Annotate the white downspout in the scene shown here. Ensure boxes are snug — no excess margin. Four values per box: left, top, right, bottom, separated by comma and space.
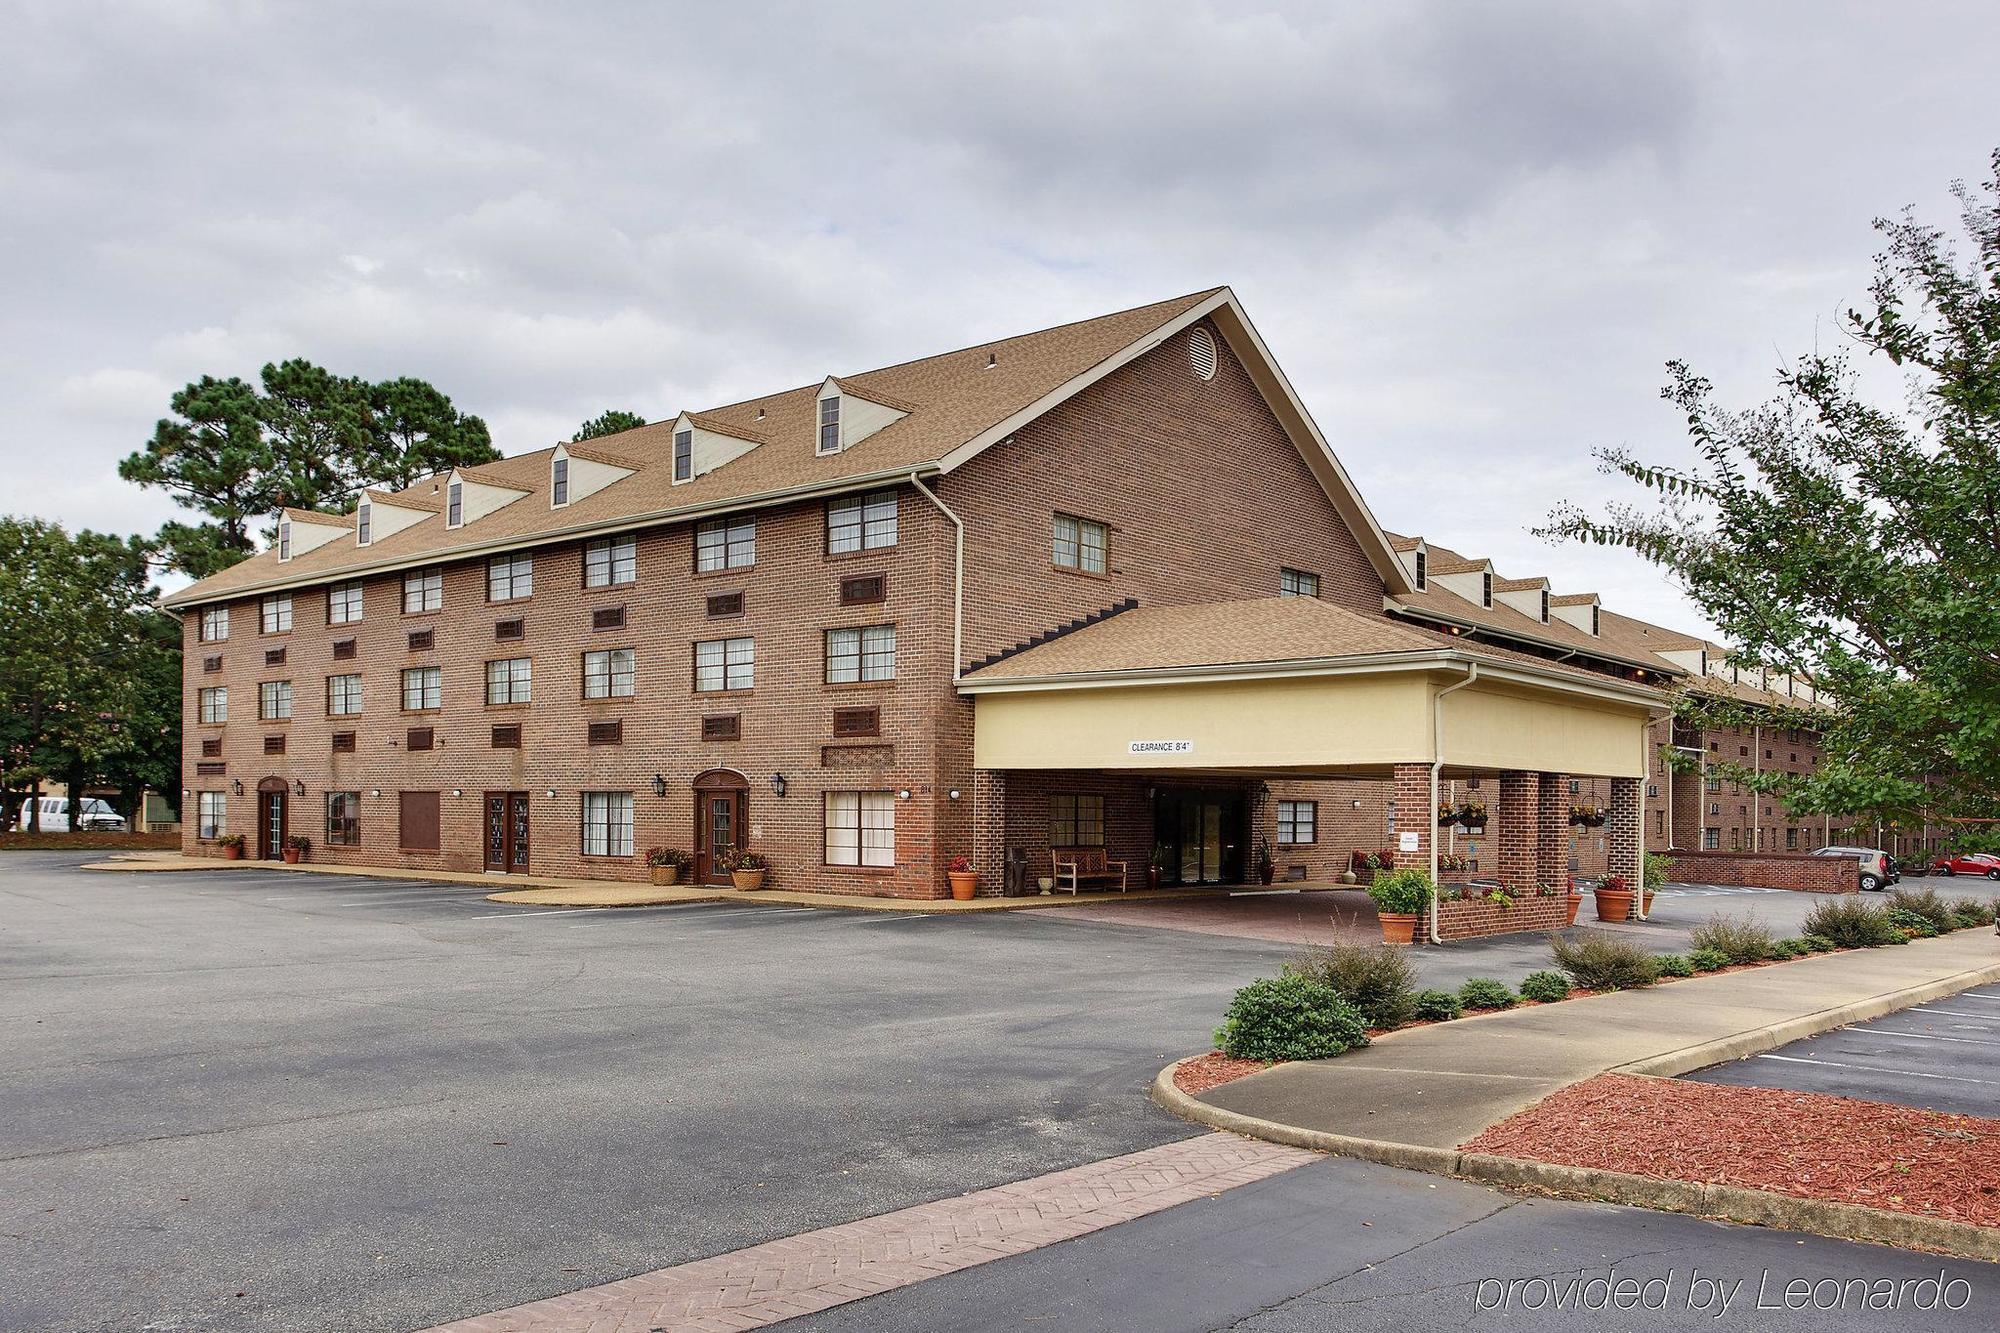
908, 473, 964, 681
1430, 662, 1479, 944
1638, 708, 1674, 921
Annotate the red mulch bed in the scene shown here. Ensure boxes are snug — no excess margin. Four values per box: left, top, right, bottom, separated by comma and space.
0, 831, 178, 851
1462, 1072, 2000, 1228
1174, 1052, 1271, 1095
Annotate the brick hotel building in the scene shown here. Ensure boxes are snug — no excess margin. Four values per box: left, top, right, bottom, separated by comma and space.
165, 288, 1872, 898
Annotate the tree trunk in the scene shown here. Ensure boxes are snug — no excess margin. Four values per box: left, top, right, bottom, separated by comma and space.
27, 778, 41, 833
65, 763, 87, 831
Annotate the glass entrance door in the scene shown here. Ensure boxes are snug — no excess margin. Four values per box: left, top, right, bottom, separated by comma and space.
259, 791, 286, 860
1153, 789, 1245, 885
485, 792, 530, 872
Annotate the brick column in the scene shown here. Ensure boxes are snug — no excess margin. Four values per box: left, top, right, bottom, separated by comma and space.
1391, 763, 1431, 870
971, 769, 1007, 894
1497, 771, 1537, 894
1537, 773, 1570, 889
1608, 776, 1642, 887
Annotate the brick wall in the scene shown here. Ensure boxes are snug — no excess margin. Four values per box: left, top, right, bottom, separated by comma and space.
1663, 850, 1859, 893
1436, 893, 1570, 941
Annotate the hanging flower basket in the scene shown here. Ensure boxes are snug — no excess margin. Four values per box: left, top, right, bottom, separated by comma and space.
1569, 804, 1608, 829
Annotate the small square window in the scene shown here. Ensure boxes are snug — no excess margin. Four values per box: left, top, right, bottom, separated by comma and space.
1052, 514, 1108, 573
403, 569, 443, 614
263, 734, 286, 755
487, 553, 533, 602
406, 726, 435, 752
587, 719, 624, 746
332, 638, 356, 660
327, 580, 363, 625
200, 737, 222, 757
260, 594, 292, 634
695, 518, 755, 572
694, 637, 754, 692
485, 657, 532, 705
827, 490, 897, 553
702, 714, 741, 741
832, 706, 879, 738
592, 605, 627, 631
706, 592, 744, 618
839, 574, 886, 605
407, 628, 434, 652
332, 731, 356, 753
202, 654, 223, 673
491, 724, 521, 749
825, 625, 895, 683
264, 647, 286, 667
584, 535, 636, 588
1279, 568, 1320, 599
494, 618, 524, 641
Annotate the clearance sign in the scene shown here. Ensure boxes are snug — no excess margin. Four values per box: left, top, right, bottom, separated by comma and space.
1127, 740, 1194, 755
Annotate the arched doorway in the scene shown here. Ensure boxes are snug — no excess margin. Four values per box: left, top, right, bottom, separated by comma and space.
693, 769, 749, 886
255, 776, 289, 861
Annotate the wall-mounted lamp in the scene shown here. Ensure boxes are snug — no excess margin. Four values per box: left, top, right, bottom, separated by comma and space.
293, 780, 305, 797
897, 788, 912, 800
651, 773, 667, 797
451, 788, 463, 798
947, 788, 961, 801
1352, 799, 1363, 810
545, 789, 556, 799
770, 773, 788, 798
231, 779, 244, 796
370, 789, 382, 798
181, 787, 191, 798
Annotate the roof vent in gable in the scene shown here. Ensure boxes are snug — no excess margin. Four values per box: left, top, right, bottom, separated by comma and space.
1189, 327, 1217, 381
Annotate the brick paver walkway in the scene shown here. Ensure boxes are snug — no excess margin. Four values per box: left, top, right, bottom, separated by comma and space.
424, 1132, 1316, 1332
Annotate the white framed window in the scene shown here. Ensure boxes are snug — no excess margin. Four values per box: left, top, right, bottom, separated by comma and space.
327, 580, 363, 624
485, 657, 532, 704
356, 499, 372, 545
199, 607, 229, 642
551, 456, 569, 506
403, 568, 442, 614
259, 679, 292, 720
326, 673, 362, 716
825, 790, 895, 867
1413, 550, 1427, 590
584, 534, 636, 588
1052, 513, 1108, 573
401, 666, 441, 711
260, 593, 293, 634
1279, 568, 1320, 599
277, 518, 292, 561
695, 518, 755, 572
1277, 800, 1317, 845
326, 791, 361, 846
673, 428, 692, 482
446, 479, 463, 527
694, 636, 754, 692
581, 791, 633, 857
582, 648, 635, 699
827, 490, 897, 553
197, 792, 227, 840
1048, 793, 1105, 846
1539, 589, 1550, 622
1481, 570, 1493, 608
817, 396, 841, 453
198, 686, 227, 724
487, 553, 533, 601
825, 625, 895, 683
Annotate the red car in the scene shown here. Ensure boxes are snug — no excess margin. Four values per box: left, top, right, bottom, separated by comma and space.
1931, 852, 2000, 880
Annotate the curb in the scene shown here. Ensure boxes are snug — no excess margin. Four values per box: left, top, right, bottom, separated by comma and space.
1152, 949, 2000, 1263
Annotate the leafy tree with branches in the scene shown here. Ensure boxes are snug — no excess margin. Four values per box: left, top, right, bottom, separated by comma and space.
572, 409, 647, 441
1543, 150, 2000, 841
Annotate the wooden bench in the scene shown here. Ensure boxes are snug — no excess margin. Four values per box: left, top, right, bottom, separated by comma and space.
1050, 846, 1129, 894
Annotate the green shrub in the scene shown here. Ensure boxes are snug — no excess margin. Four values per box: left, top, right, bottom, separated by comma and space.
1886, 906, 1938, 938
1457, 977, 1516, 1010
1518, 970, 1571, 1002
1288, 943, 1417, 1030
1412, 988, 1464, 1021
1642, 849, 1675, 891
1778, 936, 1816, 957
1655, 953, 1694, 977
1214, 975, 1370, 1062
1890, 887, 1956, 934
1367, 867, 1434, 916
1689, 947, 1731, 972
1802, 897, 1904, 948
1950, 897, 1997, 928
1768, 939, 1801, 960
1803, 934, 1839, 953
1550, 931, 1660, 991
1689, 913, 1775, 964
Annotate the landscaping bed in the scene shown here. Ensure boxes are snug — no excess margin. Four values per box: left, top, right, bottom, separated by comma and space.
1461, 1072, 2000, 1229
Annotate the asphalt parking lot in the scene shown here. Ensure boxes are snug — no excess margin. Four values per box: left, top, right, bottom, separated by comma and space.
1688, 981, 2000, 1118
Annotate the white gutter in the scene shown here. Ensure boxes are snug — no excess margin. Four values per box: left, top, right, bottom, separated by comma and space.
1429, 662, 1480, 945
1637, 707, 1675, 920
907, 472, 965, 681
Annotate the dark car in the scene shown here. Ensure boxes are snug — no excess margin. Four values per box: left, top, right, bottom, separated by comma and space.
1931, 852, 2000, 881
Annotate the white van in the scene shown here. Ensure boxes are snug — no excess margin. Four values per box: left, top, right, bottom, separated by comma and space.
11, 796, 127, 832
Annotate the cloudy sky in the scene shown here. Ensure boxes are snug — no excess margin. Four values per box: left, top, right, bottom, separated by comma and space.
4, 1, 1994, 631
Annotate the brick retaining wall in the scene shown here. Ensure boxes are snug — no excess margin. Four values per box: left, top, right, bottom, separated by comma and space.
1663, 850, 1858, 893
1434, 891, 1571, 940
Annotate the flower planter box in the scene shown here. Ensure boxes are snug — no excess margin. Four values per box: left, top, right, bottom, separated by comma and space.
1435, 892, 1572, 941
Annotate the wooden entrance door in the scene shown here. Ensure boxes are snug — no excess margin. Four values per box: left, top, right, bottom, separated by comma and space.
257, 787, 287, 860
484, 791, 530, 872
693, 771, 748, 885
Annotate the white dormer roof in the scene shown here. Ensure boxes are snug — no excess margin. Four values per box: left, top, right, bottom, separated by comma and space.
669, 412, 765, 486
550, 443, 635, 508
815, 377, 909, 456
444, 468, 529, 528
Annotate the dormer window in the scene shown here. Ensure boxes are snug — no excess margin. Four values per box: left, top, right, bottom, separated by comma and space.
1413, 550, 1426, 590
1699, 649, 1708, 675
1591, 604, 1600, 636
447, 480, 463, 527
818, 396, 841, 454
552, 456, 569, 507
1539, 589, 1549, 623
674, 429, 692, 482
277, 518, 292, 561
1481, 570, 1492, 608
357, 499, 372, 546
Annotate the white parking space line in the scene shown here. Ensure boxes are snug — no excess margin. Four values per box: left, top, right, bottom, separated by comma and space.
841, 913, 936, 924
1754, 1053, 1998, 1085
470, 907, 614, 921
1911, 1006, 2000, 1019
1845, 1030, 2000, 1049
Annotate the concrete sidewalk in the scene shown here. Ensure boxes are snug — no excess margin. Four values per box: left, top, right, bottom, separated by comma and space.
1197, 929, 2000, 1150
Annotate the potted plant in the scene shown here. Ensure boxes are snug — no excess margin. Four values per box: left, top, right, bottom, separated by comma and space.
646, 847, 691, 886
946, 854, 978, 900
1254, 838, 1274, 885
1367, 866, 1432, 945
1458, 801, 1488, 832
281, 834, 310, 865
1562, 876, 1584, 925
724, 849, 769, 891
218, 833, 246, 860
1570, 804, 1608, 829
1594, 873, 1635, 922
1437, 802, 1457, 827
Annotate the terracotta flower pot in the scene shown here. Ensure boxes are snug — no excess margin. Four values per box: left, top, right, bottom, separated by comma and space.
948, 871, 978, 900
731, 869, 767, 891
1565, 892, 1583, 926
282, 848, 300, 864
222, 844, 242, 860
1377, 911, 1418, 945
650, 865, 682, 886
1594, 888, 1634, 922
